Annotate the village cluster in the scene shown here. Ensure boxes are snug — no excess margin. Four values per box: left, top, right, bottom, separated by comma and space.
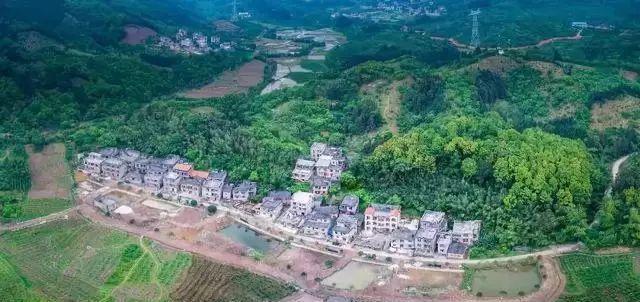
82, 143, 480, 259
331, 0, 447, 22
156, 28, 234, 55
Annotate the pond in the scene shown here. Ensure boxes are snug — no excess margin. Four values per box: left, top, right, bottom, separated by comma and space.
322, 261, 385, 290
218, 222, 275, 254
471, 264, 540, 297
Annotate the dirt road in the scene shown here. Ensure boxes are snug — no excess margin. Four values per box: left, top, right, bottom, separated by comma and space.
431, 30, 583, 51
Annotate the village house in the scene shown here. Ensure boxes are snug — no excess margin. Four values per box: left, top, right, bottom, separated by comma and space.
339, 195, 359, 215
162, 155, 183, 170
189, 169, 209, 180
436, 233, 452, 257
315, 155, 342, 181
311, 142, 327, 161
162, 172, 182, 197
301, 206, 338, 239
389, 227, 417, 255
290, 191, 318, 216
364, 204, 401, 233
119, 149, 142, 170
173, 163, 193, 177
123, 171, 143, 185
179, 178, 202, 200
292, 158, 315, 181
101, 158, 127, 180
452, 220, 481, 244
447, 242, 469, 259
202, 179, 224, 201
332, 214, 360, 244
134, 158, 151, 174
414, 211, 447, 256
143, 173, 163, 193
222, 184, 233, 200
99, 148, 120, 159
209, 170, 228, 182
310, 176, 331, 195
83, 152, 105, 176
258, 197, 284, 220
267, 191, 292, 205
232, 181, 257, 202
94, 196, 117, 214
146, 162, 167, 177
277, 208, 306, 229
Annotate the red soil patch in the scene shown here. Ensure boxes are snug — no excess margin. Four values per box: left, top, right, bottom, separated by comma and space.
122, 25, 157, 45
183, 60, 266, 99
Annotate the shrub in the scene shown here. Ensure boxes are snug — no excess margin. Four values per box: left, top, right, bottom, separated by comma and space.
190, 200, 198, 207
324, 260, 334, 268
207, 205, 217, 214
476, 292, 483, 297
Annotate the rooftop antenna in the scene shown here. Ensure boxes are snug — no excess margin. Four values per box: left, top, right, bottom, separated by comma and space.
470, 9, 481, 49
231, 0, 238, 21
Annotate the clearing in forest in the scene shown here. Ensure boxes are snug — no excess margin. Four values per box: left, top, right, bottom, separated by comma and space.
590, 95, 640, 131
26, 143, 73, 200
375, 79, 412, 134
182, 60, 266, 99
121, 24, 157, 45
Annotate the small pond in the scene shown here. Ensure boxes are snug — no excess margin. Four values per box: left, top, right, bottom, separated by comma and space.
471, 264, 540, 297
218, 222, 275, 254
322, 261, 384, 290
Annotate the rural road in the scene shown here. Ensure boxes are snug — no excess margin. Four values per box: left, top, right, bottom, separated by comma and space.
605, 153, 633, 196
431, 30, 582, 51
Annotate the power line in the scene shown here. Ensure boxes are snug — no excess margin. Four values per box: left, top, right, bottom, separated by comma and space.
470, 9, 481, 48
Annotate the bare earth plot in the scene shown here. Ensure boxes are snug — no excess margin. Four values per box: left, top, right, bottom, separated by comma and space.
26, 143, 73, 200
183, 60, 266, 99
121, 24, 157, 45
591, 95, 640, 131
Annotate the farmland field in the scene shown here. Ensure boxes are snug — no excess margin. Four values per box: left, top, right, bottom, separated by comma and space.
558, 253, 640, 302
170, 256, 296, 302
183, 60, 266, 99
0, 217, 295, 302
26, 143, 74, 200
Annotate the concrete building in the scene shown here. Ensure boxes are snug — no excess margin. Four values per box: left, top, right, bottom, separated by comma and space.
119, 149, 142, 170
389, 227, 416, 255
143, 173, 164, 193
94, 197, 117, 214
83, 152, 105, 175
339, 195, 359, 215
162, 172, 182, 197
447, 242, 468, 259
301, 206, 337, 239
99, 148, 120, 159
364, 204, 401, 233
202, 179, 224, 201
310, 176, 331, 195
123, 171, 143, 185
180, 178, 202, 200
173, 163, 193, 177
258, 197, 284, 220
232, 181, 257, 202
290, 191, 318, 216
436, 233, 452, 257
452, 220, 481, 244
292, 158, 315, 182
101, 158, 127, 180
332, 214, 360, 244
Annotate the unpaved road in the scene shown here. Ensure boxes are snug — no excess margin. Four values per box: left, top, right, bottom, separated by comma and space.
431, 30, 582, 51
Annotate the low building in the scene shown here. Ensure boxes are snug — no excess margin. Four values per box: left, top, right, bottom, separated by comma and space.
310, 176, 331, 195
267, 191, 292, 205
83, 152, 105, 175
134, 158, 151, 174
222, 184, 233, 200
258, 197, 284, 220
389, 227, 416, 255
277, 208, 306, 229
419, 211, 447, 231
162, 155, 183, 170
414, 227, 439, 257
232, 181, 257, 202
301, 207, 336, 239
101, 158, 127, 180
94, 197, 117, 214
292, 158, 315, 182
315, 155, 343, 181
332, 214, 360, 244
290, 191, 318, 216
209, 170, 227, 182
447, 242, 468, 259
189, 169, 210, 180
146, 162, 167, 177
123, 171, 143, 185
339, 195, 359, 215
452, 220, 481, 244
364, 204, 401, 233
144, 173, 163, 193
180, 178, 202, 200
162, 172, 182, 197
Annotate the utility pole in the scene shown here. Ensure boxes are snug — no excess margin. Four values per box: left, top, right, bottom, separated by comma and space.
470, 9, 481, 49
231, 0, 238, 21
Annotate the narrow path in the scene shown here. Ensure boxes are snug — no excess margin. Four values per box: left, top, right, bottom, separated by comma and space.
431, 30, 583, 51
605, 153, 633, 197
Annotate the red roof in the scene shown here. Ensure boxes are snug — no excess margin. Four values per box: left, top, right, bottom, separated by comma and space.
174, 163, 193, 172
364, 206, 375, 215
189, 170, 210, 179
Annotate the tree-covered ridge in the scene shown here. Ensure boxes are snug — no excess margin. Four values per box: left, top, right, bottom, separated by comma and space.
360, 114, 593, 248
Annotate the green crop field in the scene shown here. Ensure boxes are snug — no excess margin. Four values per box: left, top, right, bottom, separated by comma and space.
300, 59, 329, 73
558, 253, 640, 302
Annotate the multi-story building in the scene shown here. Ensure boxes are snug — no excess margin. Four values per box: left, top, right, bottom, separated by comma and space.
389, 227, 416, 255
173, 163, 192, 177
315, 155, 342, 181
310, 176, 331, 195
419, 211, 447, 231
222, 184, 233, 200
301, 206, 337, 239
180, 178, 202, 200
83, 152, 105, 176
414, 211, 447, 256
332, 214, 360, 244
119, 149, 142, 170
310, 142, 327, 161
144, 173, 164, 193
99, 148, 120, 159
364, 204, 401, 233
162, 172, 182, 197
290, 191, 318, 216
292, 159, 315, 182
189, 169, 209, 180
258, 197, 284, 220
101, 158, 127, 180
232, 181, 257, 202
134, 158, 151, 174
339, 195, 359, 215
123, 171, 143, 185
267, 191, 292, 205
436, 232, 452, 257
452, 220, 481, 244
202, 179, 224, 201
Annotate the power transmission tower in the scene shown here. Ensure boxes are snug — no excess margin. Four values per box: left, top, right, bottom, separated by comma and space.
231, 0, 238, 21
470, 9, 481, 48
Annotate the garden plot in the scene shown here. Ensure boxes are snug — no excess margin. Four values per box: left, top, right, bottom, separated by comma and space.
26, 143, 73, 200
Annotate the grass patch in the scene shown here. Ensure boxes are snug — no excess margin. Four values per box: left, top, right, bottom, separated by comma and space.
300, 59, 328, 73
288, 72, 316, 83
558, 253, 640, 301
